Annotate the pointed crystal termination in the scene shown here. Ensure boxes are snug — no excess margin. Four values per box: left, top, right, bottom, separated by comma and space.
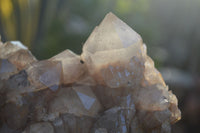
26, 60, 63, 91
0, 12, 180, 133
81, 12, 181, 132
49, 49, 85, 84
81, 12, 144, 88
0, 41, 37, 81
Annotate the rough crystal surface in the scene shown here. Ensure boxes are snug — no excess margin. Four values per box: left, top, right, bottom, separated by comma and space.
0, 13, 181, 133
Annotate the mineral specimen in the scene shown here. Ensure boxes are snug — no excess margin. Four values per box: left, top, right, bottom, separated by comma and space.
0, 12, 181, 133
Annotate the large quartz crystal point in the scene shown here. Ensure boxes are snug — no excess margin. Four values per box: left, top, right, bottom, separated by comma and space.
81, 12, 144, 88
81, 12, 181, 132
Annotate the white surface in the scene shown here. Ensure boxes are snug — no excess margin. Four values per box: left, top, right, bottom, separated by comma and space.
10, 41, 28, 50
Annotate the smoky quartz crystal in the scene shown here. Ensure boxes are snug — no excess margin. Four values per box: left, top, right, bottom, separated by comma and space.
0, 13, 181, 133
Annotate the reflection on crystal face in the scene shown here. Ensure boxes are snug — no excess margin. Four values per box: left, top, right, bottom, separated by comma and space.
113, 16, 141, 48
72, 85, 102, 115
26, 60, 62, 91
0, 59, 16, 74
48, 85, 102, 118
119, 112, 128, 133
76, 91, 96, 110
39, 65, 61, 91
124, 94, 134, 108
0, 12, 180, 133
124, 69, 130, 77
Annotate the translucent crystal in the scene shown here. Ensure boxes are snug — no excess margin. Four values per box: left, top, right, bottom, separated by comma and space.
0, 59, 17, 80
0, 13, 181, 133
0, 41, 27, 59
0, 41, 36, 81
91, 107, 135, 133
50, 50, 85, 84
48, 85, 102, 117
81, 13, 144, 88
7, 49, 37, 70
26, 60, 62, 91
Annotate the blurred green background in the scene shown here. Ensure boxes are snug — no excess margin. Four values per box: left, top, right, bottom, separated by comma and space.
0, 0, 200, 132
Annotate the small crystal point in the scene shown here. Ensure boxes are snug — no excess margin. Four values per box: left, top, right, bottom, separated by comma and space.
0, 41, 36, 81
0, 41, 28, 59
0, 59, 17, 74
50, 49, 85, 84
26, 60, 62, 91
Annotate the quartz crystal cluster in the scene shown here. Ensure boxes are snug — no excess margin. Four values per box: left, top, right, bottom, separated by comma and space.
0, 13, 181, 133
